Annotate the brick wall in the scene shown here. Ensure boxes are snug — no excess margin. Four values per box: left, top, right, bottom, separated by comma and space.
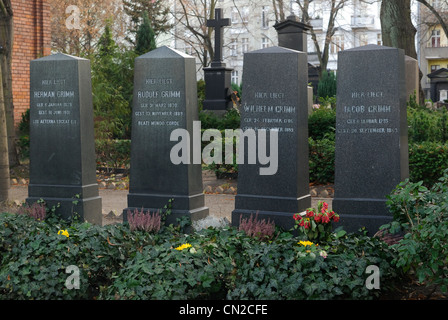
11, 0, 51, 126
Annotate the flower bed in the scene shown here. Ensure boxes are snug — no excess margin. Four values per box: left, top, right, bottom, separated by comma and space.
0, 206, 402, 300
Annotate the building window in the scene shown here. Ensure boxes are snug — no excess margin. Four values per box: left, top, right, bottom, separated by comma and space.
232, 70, 239, 84
331, 35, 345, 53
359, 33, 368, 46
261, 6, 269, 28
431, 30, 441, 47
431, 65, 441, 72
231, 7, 239, 24
261, 37, 270, 49
230, 39, 238, 56
241, 6, 249, 23
242, 38, 249, 53
377, 33, 382, 45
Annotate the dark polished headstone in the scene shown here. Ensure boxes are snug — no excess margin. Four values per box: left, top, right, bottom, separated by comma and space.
124, 46, 209, 225
333, 45, 409, 234
27, 53, 101, 224
273, 14, 310, 53
202, 8, 233, 112
231, 46, 311, 231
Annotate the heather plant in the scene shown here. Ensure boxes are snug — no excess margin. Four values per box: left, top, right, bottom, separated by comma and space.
17, 201, 46, 221
238, 213, 276, 241
127, 208, 161, 233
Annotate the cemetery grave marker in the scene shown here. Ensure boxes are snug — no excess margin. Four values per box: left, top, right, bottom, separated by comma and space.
27, 53, 102, 224
124, 46, 209, 226
231, 46, 311, 231
333, 45, 409, 234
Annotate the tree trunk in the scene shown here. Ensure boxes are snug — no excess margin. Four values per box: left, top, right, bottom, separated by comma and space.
0, 0, 12, 201
380, 0, 417, 58
381, 0, 425, 103
0, 59, 10, 202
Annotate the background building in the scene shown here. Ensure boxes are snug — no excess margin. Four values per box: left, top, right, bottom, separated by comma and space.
416, 0, 448, 101
168, 0, 383, 86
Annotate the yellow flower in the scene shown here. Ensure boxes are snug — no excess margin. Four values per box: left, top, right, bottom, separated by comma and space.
298, 240, 316, 247
175, 243, 192, 251
58, 229, 69, 238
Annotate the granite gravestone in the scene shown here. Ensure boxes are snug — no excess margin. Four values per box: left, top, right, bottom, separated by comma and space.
333, 44, 409, 234
231, 46, 311, 231
124, 46, 209, 225
202, 8, 233, 112
27, 53, 102, 224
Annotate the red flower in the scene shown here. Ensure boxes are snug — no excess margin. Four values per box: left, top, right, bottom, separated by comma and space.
322, 202, 329, 211
303, 219, 311, 229
306, 209, 314, 218
293, 213, 301, 221
314, 214, 322, 223
333, 214, 340, 223
321, 214, 330, 224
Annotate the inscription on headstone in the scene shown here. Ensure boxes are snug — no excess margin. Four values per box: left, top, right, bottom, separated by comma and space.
27, 53, 101, 224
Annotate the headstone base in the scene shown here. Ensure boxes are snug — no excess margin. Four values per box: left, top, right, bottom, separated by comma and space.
202, 66, 233, 111
123, 192, 209, 226
232, 193, 311, 231
27, 184, 101, 225
332, 198, 393, 234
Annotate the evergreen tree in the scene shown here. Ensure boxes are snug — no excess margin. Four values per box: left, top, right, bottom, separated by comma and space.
92, 23, 134, 139
123, 0, 171, 44
317, 71, 337, 99
135, 11, 157, 56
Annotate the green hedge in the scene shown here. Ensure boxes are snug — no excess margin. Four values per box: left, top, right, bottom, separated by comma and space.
95, 139, 131, 171
0, 212, 400, 300
409, 142, 448, 186
407, 107, 448, 143
309, 137, 335, 184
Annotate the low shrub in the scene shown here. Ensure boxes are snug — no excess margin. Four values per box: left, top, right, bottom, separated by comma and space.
309, 137, 335, 184
95, 139, 131, 172
226, 230, 399, 300
0, 208, 401, 300
409, 142, 448, 186
308, 107, 336, 141
384, 169, 448, 292
407, 106, 448, 143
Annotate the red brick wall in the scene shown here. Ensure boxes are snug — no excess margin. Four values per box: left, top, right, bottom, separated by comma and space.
11, 0, 51, 126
